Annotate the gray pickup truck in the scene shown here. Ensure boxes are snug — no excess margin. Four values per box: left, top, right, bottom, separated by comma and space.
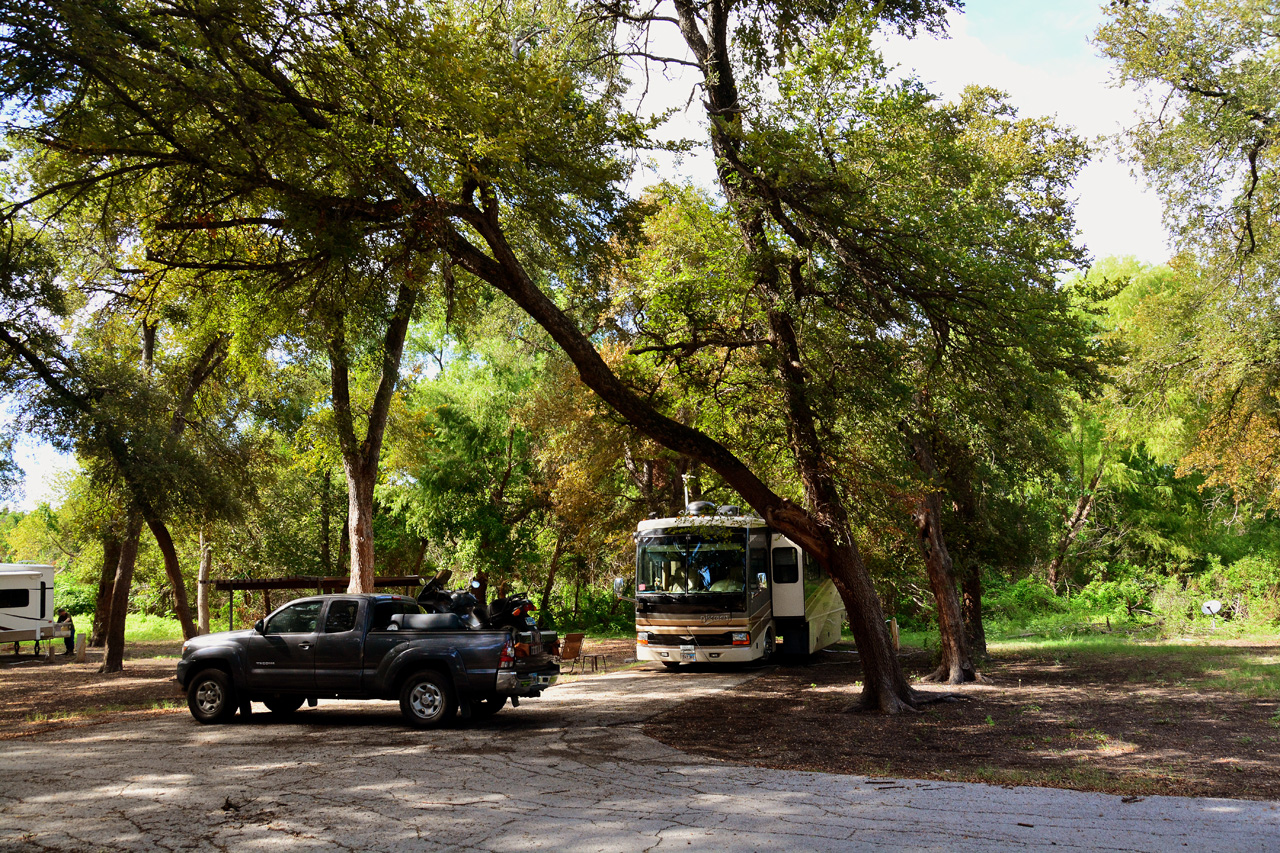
175, 593, 558, 727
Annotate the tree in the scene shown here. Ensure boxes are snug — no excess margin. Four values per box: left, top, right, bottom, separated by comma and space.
0, 0, 1093, 708
1097, 0, 1280, 509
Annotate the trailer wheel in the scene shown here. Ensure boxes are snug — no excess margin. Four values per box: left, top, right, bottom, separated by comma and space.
263, 696, 305, 716
471, 695, 506, 719
399, 670, 456, 728
187, 669, 237, 724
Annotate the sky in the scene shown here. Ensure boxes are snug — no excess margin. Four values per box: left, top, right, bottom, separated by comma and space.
4, 0, 1170, 513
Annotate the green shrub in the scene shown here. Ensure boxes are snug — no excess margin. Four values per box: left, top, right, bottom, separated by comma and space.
54, 581, 96, 616
985, 576, 1066, 624
1074, 576, 1148, 617
123, 614, 184, 643
544, 586, 634, 636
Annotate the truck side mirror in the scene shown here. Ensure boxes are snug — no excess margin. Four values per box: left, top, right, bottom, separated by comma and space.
254, 619, 266, 634
612, 577, 637, 604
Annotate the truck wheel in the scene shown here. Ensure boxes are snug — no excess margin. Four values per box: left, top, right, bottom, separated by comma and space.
471, 695, 506, 719
399, 671, 456, 728
263, 696, 305, 716
187, 669, 237, 724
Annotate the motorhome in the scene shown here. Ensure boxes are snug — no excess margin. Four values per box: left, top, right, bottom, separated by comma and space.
0, 564, 70, 648
621, 501, 845, 667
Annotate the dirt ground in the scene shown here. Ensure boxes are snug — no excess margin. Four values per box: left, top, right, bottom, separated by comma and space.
0, 641, 186, 739
646, 641, 1280, 801
6, 636, 1280, 802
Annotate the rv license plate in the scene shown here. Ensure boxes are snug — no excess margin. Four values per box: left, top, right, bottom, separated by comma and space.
680, 645, 696, 662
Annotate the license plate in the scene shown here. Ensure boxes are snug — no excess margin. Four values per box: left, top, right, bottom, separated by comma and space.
680, 645, 696, 661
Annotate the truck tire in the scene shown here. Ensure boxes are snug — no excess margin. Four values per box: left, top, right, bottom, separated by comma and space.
263, 696, 305, 716
471, 695, 506, 719
399, 670, 456, 728
187, 669, 237, 724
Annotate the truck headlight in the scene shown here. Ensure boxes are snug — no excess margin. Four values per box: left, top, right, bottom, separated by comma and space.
731, 632, 750, 646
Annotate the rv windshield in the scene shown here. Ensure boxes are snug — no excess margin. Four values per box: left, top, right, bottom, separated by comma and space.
636, 527, 748, 596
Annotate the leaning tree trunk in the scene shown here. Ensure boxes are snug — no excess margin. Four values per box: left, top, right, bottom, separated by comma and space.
909, 432, 978, 684
912, 491, 978, 683
538, 530, 565, 629
1047, 453, 1105, 589
101, 514, 144, 674
448, 193, 920, 712
197, 527, 212, 635
145, 515, 197, 639
91, 536, 121, 647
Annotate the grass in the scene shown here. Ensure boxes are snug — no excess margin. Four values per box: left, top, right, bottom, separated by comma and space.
24, 699, 183, 724
123, 614, 186, 643
980, 633, 1280, 700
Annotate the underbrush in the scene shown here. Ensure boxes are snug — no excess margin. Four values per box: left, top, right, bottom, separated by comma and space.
123, 614, 186, 643
980, 562, 1280, 643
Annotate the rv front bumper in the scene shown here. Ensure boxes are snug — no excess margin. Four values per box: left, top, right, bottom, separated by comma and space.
637, 643, 761, 664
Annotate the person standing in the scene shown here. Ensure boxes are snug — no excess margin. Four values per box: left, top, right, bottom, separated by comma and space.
56, 609, 75, 656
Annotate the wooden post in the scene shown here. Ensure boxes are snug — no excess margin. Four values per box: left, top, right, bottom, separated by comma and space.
890, 617, 900, 653
75, 633, 87, 663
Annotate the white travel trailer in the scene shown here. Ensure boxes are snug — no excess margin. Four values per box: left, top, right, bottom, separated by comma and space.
0, 564, 70, 646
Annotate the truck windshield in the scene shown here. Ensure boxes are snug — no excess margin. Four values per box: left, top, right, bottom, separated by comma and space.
636, 527, 748, 595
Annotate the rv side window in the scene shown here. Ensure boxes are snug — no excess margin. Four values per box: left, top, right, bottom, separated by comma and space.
772, 548, 799, 584
804, 553, 825, 584
0, 589, 30, 608
748, 534, 769, 594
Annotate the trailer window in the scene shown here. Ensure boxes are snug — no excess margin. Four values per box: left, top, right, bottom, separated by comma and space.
0, 589, 30, 609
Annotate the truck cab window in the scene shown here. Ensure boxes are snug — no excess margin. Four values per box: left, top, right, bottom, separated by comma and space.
265, 600, 322, 634
324, 600, 359, 633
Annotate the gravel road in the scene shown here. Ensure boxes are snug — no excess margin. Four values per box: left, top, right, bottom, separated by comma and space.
2, 666, 1278, 852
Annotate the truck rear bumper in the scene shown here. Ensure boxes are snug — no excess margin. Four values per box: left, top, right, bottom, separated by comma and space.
495, 668, 558, 696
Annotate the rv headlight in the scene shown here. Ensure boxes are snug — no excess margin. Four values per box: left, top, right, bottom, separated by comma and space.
731, 632, 750, 646
637, 632, 651, 645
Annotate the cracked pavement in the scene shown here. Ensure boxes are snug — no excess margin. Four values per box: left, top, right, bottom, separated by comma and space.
2, 666, 1279, 852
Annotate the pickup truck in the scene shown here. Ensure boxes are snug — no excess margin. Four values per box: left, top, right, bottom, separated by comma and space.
175, 593, 558, 727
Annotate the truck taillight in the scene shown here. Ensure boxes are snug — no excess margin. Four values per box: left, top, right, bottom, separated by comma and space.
499, 638, 515, 669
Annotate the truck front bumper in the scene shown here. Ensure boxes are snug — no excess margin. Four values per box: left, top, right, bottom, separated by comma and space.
495, 668, 559, 696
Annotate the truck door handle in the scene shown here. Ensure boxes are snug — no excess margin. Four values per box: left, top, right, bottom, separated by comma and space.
297, 642, 313, 650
